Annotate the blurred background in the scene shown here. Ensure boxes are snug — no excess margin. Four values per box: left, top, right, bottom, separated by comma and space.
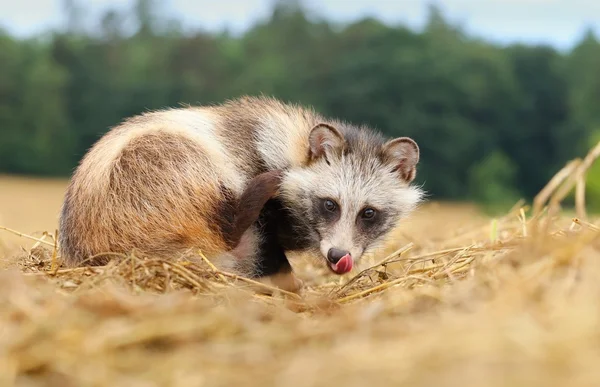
1, 0, 600, 241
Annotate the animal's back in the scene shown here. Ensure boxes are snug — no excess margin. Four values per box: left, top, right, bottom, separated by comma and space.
58, 96, 317, 266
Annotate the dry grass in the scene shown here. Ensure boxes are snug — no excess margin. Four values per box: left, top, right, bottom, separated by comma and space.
2, 145, 600, 386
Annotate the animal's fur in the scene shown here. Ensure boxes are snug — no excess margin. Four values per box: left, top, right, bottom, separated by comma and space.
59, 96, 424, 291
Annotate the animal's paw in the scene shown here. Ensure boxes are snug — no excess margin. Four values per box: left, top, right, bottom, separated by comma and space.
255, 272, 304, 295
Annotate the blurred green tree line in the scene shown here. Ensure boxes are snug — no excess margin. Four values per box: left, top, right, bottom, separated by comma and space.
1, 0, 600, 210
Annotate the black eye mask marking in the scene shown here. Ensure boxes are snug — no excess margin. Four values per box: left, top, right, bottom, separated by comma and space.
312, 197, 341, 225
356, 205, 389, 240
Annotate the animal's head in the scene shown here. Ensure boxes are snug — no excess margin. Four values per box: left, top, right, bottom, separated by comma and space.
280, 122, 424, 275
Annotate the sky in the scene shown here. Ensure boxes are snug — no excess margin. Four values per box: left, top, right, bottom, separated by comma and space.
2, 0, 599, 50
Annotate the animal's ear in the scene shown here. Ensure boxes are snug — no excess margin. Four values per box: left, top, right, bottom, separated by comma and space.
308, 123, 345, 161
382, 137, 420, 183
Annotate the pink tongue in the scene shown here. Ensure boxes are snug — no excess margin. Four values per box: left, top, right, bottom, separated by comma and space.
330, 254, 353, 274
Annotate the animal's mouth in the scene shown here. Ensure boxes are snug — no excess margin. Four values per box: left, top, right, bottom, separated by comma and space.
327, 253, 353, 275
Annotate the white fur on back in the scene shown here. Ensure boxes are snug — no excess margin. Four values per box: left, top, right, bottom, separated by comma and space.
80, 108, 246, 195
161, 109, 245, 194
255, 109, 313, 170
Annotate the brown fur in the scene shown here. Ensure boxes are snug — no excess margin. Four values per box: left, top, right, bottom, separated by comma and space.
58, 96, 318, 267
225, 170, 283, 248
60, 130, 227, 265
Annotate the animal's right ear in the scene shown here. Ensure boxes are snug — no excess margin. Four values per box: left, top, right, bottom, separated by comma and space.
308, 123, 345, 162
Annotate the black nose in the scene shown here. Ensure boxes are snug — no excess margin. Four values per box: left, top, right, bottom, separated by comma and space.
327, 248, 350, 264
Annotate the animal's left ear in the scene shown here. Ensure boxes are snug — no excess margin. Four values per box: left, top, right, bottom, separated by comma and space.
382, 137, 420, 183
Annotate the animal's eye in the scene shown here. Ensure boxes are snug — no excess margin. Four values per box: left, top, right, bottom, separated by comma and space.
324, 199, 337, 212
362, 208, 376, 219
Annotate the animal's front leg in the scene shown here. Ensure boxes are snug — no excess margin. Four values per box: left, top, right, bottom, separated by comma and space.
252, 200, 303, 294
224, 171, 303, 294
256, 234, 303, 293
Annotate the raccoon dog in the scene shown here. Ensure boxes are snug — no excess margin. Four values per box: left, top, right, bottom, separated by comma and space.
58, 96, 424, 292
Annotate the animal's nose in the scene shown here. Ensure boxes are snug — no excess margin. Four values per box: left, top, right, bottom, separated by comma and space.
327, 248, 350, 264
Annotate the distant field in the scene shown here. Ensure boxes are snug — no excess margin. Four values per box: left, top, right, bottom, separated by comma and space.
0, 175, 68, 252
2, 173, 600, 386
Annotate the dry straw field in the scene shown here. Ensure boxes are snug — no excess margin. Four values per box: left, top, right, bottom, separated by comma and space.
1, 143, 600, 387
